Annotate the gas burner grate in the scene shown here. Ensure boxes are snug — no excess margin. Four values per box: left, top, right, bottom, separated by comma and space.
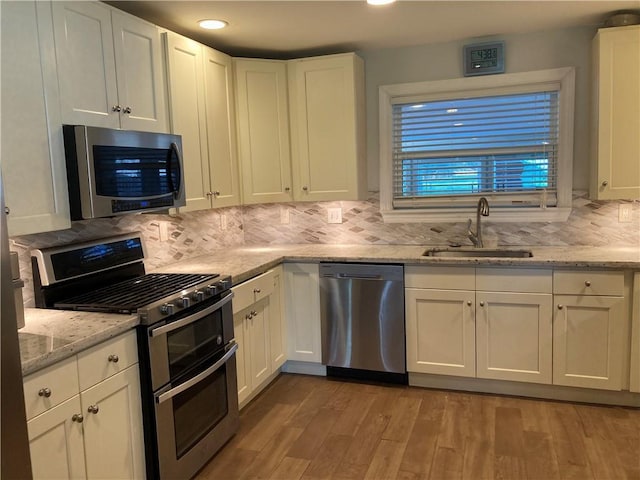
55, 273, 219, 313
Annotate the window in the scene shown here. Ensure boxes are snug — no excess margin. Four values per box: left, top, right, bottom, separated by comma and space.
379, 68, 575, 222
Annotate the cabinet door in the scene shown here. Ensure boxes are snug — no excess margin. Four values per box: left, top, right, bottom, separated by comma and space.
164, 32, 211, 212
269, 266, 287, 370
476, 291, 552, 384
284, 263, 322, 362
1, 1, 71, 236
111, 10, 168, 133
553, 295, 625, 390
247, 299, 272, 389
234, 310, 251, 405
631, 272, 640, 393
288, 53, 365, 201
52, 1, 119, 128
203, 47, 240, 207
405, 288, 476, 377
234, 59, 293, 204
81, 365, 145, 480
592, 26, 640, 199
28, 396, 86, 480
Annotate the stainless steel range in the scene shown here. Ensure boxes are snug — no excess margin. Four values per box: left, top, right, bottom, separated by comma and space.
32, 233, 239, 480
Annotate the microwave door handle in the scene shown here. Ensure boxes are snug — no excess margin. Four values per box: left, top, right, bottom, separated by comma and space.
167, 142, 182, 199
149, 292, 234, 338
155, 342, 238, 405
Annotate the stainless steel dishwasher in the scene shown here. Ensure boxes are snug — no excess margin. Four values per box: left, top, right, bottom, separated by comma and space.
320, 263, 406, 383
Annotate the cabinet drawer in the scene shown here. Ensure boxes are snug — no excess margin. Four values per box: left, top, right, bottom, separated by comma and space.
405, 266, 475, 290
553, 270, 624, 296
77, 330, 138, 391
232, 269, 275, 313
477, 268, 552, 293
23, 356, 79, 420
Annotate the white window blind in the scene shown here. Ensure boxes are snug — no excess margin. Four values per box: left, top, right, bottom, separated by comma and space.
392, 90, 559, 209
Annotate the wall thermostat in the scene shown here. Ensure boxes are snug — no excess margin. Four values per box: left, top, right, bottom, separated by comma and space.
463, 41, 505, 77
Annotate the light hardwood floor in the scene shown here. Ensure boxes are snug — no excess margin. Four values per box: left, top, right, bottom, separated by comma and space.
195, 374, 640, 480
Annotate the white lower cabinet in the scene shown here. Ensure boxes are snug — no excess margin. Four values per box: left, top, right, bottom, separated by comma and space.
269, 266, 287, 371
28, 396, 86, 479
553, 294, 625, 390
476, 291, 553, 384
234, 300, 271, 405
406, 266, 554, 385
284, 263, 321, 363
232, 268, 286, 406
405, 287, 476, 377
24, 331, 145, 480
80, 366, 145, 479
552, 269, 627, 391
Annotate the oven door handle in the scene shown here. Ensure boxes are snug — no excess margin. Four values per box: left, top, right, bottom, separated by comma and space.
149, 292, 234, 338
155, 341, 238, 405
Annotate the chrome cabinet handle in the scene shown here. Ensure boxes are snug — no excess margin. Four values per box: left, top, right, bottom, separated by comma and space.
87, 405, 99, 414
285, 187, 290, 192
4, 206, 9, 215
601, 180, 608, 187
246, 313, 253, 320
72, 414, 84, 423
558, 304, 564, 310
123, 106, 132, 114
479, 301, 485, 307
213, 191, 220, 196
584, 281, 591, 287
467, 300, 472, 306
108, 354, 119, 363
112, 105, 122, 112
38, 388, 52, 398
253, 288, 261, 294
302, 186, 308, 191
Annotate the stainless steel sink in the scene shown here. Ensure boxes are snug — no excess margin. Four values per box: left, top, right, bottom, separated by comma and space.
423, 248, 533, 258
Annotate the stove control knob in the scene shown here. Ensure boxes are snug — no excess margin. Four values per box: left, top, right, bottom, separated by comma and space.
206, 285, 217, 296
192, 290, 205, 302
160, 303, 175, 316
178, 296, 191, 309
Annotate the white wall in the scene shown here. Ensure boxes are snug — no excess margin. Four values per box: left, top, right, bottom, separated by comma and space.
359, 25, 597, 191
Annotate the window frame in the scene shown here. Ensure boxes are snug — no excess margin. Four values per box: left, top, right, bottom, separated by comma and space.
379, 67, 576, 223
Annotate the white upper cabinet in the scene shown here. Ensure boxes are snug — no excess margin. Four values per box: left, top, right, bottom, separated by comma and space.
234, 53, 367, 204
52, 1, 167, 133
165, 32, 240, 211
203, 47, 241, 208
234, 59, 293, 204
591, 25, 640, 199
1, 1, 71, 236
288, 53, 367, 201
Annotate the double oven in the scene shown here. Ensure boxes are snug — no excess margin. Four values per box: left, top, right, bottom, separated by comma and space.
32, 234, 239, 479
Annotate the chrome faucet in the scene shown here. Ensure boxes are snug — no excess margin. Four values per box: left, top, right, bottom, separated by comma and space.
467, 197, 490, 248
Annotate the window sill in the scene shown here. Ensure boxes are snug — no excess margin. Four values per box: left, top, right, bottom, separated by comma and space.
380, 207, 572, 223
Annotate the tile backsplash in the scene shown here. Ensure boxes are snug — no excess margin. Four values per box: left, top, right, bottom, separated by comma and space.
10, 191, 640, 307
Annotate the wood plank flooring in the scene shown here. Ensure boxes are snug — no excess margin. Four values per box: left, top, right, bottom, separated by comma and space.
195, 374, 640, 480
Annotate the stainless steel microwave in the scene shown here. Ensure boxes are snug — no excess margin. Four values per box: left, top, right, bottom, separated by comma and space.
63, 125, 186, 220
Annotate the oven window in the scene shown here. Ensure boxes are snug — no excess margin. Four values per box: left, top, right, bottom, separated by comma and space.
172, 361, 229, 458
93, 145, 180, 197
167, 308, 225, 380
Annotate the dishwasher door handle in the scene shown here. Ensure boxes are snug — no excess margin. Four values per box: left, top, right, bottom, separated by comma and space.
333, 273, 384, 280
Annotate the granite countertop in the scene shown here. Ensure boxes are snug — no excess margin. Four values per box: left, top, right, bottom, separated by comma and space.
20, 243, 640, 375
19, 308, 138, 376
153, 244, 640, 285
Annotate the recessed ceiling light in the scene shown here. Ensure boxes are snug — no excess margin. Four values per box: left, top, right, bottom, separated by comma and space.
367, 0, 396, 5
198, 19, 228, 30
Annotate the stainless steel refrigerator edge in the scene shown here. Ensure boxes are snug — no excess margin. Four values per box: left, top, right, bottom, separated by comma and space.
320, 263, 406, 375
1, 171, 33, 478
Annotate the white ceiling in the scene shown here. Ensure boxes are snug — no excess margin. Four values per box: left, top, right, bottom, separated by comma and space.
106, 1, 640, 59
